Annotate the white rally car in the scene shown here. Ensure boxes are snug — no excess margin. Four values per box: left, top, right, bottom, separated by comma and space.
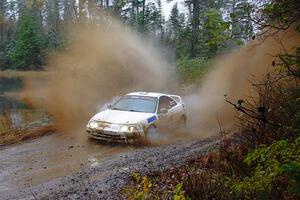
86, 92, 187, 143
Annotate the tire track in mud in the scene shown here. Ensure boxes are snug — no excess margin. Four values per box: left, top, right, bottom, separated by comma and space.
0, 135, 219, 199
0, 132, 134, 200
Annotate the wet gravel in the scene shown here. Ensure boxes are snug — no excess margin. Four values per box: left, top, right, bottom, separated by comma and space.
1, 136, 220, 200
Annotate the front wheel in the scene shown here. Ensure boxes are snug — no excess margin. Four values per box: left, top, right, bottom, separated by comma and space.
146, 125, 160, 142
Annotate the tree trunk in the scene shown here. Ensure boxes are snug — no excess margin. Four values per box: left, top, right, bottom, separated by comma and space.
231, 0, 237, 39
0, 0, 5, 43
130, 0, 135, 25
87, 0, 94, 20
79, 0, 85, 20
141, 0, 145, 31
64, 0, 70, 23
136, 0, 139, 25
54, 0, 60, 30
190, 0, 199, 58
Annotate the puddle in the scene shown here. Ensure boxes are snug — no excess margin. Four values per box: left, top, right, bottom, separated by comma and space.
0, 77, 51, 133
88, 157, 100, 167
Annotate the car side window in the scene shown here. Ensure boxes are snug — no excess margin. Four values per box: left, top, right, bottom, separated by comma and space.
158, 96, 177, 112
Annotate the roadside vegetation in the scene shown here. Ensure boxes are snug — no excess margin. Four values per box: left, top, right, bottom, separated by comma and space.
0, 74, 54, 146
0, 112, 54, 146
123, 50, 300, 199
177, 58, 211, 84
122, 0, 300, 199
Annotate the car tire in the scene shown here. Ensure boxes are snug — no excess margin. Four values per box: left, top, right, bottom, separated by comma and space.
178, 115, 187, 129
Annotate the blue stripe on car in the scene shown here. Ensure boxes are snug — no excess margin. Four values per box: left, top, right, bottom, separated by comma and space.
147, 116, 157, 123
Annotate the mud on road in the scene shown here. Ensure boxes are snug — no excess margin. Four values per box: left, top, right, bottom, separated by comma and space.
0, 132, 219, 200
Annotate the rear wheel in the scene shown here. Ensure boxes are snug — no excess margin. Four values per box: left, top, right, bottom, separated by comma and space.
178, 115, 187, 130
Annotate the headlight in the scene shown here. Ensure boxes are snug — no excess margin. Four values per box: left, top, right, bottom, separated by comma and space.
128, 126, 138, 132
89, 121, 99, 128
120, 126, 128, 132
120, 125, 138, 132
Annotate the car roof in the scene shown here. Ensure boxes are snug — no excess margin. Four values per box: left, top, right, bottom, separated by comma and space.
126, 92, 177, 98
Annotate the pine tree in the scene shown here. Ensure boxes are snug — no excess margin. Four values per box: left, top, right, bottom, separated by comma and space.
63, 0, 75, 25
169, 3, 180, 40
156, 0, 164, 40
0, 0, 7, 69
190, 0, 200, 58
8, 5, 45, 70
202, 8, 229, 57
45, 0, 61, 49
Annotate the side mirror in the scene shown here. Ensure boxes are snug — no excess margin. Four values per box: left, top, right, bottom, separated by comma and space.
159, 108, 168, 114
107, 104, 112, 109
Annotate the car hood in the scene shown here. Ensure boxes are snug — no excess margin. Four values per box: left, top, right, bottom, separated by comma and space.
90, 109, 155, 124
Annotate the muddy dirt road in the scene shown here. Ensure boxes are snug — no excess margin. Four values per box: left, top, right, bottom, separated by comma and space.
0, 132, 219, 200
0, 131, 134, 199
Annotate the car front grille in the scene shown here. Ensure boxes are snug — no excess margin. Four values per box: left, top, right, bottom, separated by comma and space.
89, 129, 126, 142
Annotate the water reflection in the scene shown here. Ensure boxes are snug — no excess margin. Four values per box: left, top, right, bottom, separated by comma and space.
0, 77, 51, 133
0, 77, 23, 94
0, 77, 26, 111
0, 96, 28, 111
9, 111, 22, 129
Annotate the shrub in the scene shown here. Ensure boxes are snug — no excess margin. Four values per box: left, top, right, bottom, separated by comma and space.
231, 136, 300, 199
176, 57, 211, 83
123, 172, 190, 200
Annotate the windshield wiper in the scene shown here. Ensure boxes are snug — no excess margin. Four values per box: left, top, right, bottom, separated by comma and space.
129, 109, 144, 112
111, 107, 121, 110
111, 108, 131, 111
111, 108, 144, 112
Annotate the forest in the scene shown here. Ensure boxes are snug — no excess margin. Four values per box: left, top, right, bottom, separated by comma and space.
0, 0, 299, 199
0, 0, 256, 73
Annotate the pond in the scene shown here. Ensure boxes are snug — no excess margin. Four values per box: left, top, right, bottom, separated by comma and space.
0, 77, 51, 133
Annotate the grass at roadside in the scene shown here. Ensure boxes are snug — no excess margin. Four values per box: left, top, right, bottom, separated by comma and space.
0, 70, 55, 146
0, 110, 55, 146
0, 125, 55, 146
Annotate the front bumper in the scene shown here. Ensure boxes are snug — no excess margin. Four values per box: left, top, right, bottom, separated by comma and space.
86, 128, 141, 143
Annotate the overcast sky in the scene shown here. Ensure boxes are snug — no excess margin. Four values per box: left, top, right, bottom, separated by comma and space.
161, 0, 187, 19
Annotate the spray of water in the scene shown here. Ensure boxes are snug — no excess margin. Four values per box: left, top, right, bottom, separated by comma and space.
22, 19, 300, 142
22, 20, 177, 132
184, 28, 300, 137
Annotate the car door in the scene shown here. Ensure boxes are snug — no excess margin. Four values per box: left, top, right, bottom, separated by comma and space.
157, 96, 178, 127
166, 96, 182, 123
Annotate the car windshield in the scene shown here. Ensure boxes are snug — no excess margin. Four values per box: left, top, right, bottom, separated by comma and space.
110, 95, 158, 113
